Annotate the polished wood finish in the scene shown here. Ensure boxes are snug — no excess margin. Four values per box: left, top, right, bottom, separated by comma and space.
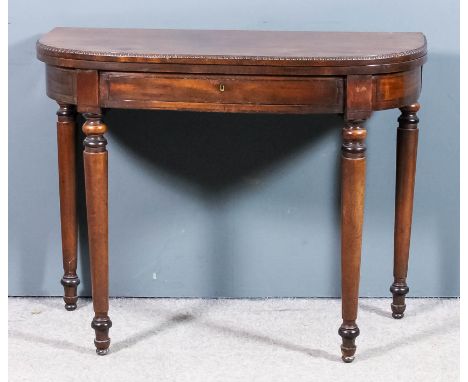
41, 56, 426, 76
339, 119, 367, 362
56, 104, 80, 311
76, 70, 100, 113
47, 68, 76, 104
45, 64, 423, 113
100, 72, 344, 113
37, 28, 426, 362
82, 113, 112, 355
37, 28, 426, 67
372, 68, 422, 110
345, 75, 373, 120
391, 103, 420, 319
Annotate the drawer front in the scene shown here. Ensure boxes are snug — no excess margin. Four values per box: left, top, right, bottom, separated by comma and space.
100, 72, 344, 113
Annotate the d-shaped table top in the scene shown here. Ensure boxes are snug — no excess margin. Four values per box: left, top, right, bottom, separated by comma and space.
37, 27, 427, 68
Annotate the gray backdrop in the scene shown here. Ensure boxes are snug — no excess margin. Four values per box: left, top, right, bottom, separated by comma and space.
9, 0, 459, 297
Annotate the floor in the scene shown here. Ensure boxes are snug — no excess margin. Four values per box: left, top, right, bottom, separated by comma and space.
8, 297, 459, 382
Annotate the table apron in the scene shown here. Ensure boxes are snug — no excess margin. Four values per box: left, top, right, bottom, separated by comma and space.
45, 65, 422, 114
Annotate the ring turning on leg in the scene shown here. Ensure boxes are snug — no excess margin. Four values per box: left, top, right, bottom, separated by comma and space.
391, 103, 420, 319
56, 103, 80, 311
339, 119, 367, 363
82, 112, 111, 355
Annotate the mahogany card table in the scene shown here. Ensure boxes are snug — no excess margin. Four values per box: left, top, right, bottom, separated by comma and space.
36, 28, 427, 362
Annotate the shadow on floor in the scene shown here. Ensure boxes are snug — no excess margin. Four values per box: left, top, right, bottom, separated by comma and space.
359, 298, 444, 319
9, 298, 459, 363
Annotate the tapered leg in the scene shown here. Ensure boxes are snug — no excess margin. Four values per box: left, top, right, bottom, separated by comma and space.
82, 112, 112, 355
56, 104, 80, 311
391, 104, 420, 319
339, 119, 367, 363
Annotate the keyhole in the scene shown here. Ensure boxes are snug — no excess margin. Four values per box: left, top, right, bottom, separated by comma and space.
219, 84, 225, 92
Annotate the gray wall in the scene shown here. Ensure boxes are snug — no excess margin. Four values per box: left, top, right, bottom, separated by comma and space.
9, 0, 459, 297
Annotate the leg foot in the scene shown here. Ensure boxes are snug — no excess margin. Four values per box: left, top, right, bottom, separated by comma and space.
390, 281, 409, 319
339, 324, 360, 363
61, 275, 80, 311
96, 348, 109, 356
91, 316, 112, 355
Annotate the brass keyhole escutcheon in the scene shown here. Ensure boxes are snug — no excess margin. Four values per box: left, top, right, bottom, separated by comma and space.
219, 84, 225, 92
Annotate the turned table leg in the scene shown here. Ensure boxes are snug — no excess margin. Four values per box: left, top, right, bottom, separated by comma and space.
391, 103, 420, 319
82, 112, 112, 355
56, 103, 80, 311
339, 119, 367, 363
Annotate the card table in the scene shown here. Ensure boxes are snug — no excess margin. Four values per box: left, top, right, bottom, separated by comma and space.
37, 28, 427, 362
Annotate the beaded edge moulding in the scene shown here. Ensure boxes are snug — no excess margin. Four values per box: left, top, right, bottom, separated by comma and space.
36, 37, 427, 63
